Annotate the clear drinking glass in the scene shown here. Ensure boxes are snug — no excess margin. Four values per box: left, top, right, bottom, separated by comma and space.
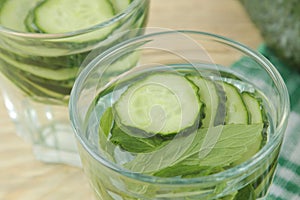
0, 0, 149, 166
69, 30, 290, 199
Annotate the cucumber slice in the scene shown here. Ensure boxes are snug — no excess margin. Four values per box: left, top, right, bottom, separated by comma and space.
229, 92, 265, 165
0, 0, 40, 32
114, 73, 203, 136
221, 82, 249, 124
231, 92, 264, 165
27, 0, 115, 33
242, 92, 263, 124
0, 51, 78, 80
0, 64, 69, 102
187, 76, 226, 127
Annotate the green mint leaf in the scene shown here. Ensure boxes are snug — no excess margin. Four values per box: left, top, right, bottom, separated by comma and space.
153, 163, 224, 178
194, 123, 263, 167
98, 107, 116, 161
124, 123, 263, 175
124, 130, 199, 173
99, 107, 113, 137
110, 124, 168, 153
233, 184, 256, 200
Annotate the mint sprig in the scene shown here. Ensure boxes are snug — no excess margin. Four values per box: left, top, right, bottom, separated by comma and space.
110, 124, 169, 153
124, 123, 263, 176
98, 107, 263, 178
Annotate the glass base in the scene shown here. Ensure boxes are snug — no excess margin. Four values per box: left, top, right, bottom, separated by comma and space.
33, 145, 81, 167
32, 123, 82, 167
0, 77, 81, 166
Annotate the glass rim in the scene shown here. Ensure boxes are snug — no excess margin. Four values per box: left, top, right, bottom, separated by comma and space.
0, 0, 146, 39
69, 29, 290, 185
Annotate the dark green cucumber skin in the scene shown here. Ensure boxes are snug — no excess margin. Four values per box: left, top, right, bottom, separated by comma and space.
186, 75, 226, 127
0, 0, 149, 104
221, 82, 249, 124
212, 82, 226, 126
25, 0, 115, 34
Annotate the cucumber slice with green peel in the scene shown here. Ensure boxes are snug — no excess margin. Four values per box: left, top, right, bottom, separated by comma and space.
26, 0, 115, 34
213, 82, 227, 125
0, 65, 69, 102
0, 58, 73, 102
231, 92, 265, 165
114, 73, 203, 136
0, 0, 40, 32
220, 82, 249, 124
0, 51, 78, 80
186, 75, 226, 127
242, 92, 263, 124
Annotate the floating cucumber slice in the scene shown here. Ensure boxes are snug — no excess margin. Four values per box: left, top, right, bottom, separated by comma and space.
232, 92, 265, 165
221, 82, 249, 124
26, 0, 115, 34
0, 51, 78, 80
114, 73, 203, 136
0, 0, 40, 32
242, 92, 263, 124
187, 75, 226, 127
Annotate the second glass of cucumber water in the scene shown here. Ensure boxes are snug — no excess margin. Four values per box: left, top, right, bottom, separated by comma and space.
69, 29, 290, 199
0, 0, 149, 166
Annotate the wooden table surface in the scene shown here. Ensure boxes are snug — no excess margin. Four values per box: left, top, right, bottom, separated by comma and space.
0, 1, 263, 199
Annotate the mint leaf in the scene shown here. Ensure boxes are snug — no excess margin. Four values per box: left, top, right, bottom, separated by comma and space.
153, 163, 224, 178
124, 130, 199, 173
233, 184, 256, 200
98, 107, 116, 161
110, 124, 169, 153
124, 123, 263, 175
194, 123, 263, 167
99, 107, 113, 137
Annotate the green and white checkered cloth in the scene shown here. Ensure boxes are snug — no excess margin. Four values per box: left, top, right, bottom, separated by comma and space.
268, 111, 300, 200
236, 44, 300, 199
259, 45, 300, 200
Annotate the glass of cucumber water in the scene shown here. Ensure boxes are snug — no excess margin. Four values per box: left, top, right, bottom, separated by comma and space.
0, 0, 149, 166
69, 30, 290, 199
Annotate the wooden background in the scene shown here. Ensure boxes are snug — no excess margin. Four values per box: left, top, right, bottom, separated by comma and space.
0, 1, 263, 199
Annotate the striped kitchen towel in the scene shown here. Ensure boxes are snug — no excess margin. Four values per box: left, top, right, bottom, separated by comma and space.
259, 44, 300, 200
268, 112, 300, 200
